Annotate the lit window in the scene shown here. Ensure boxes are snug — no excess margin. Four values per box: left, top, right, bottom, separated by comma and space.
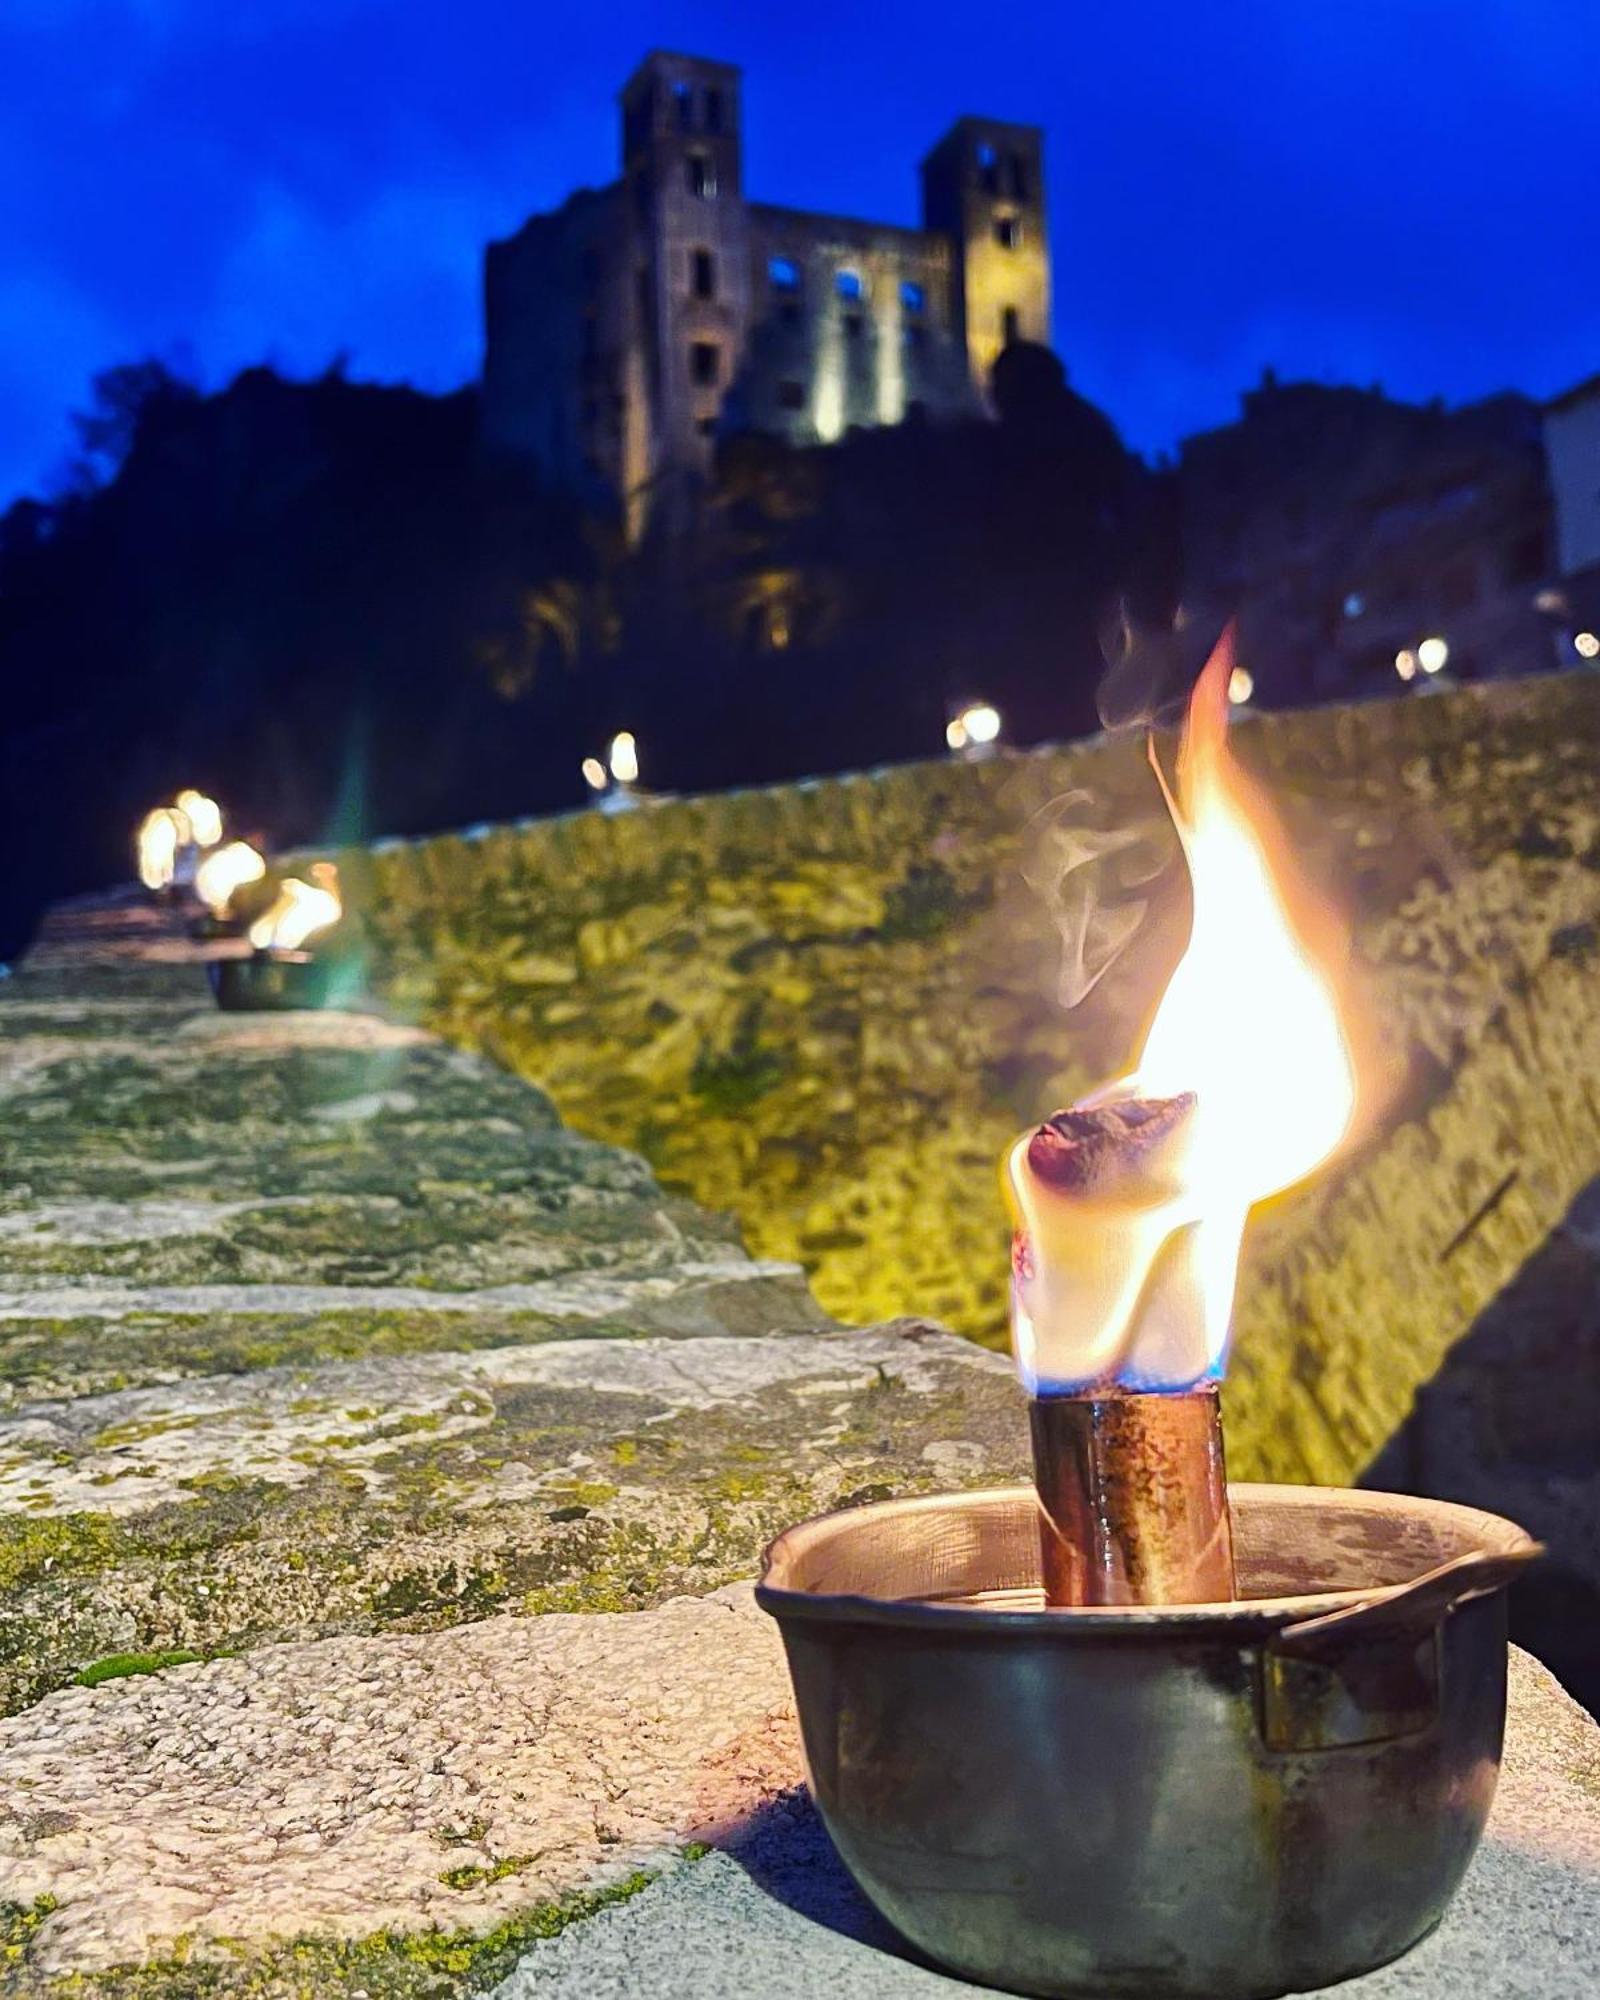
1001, 305, 1020, 345
690, 341, 719, 386
778, 380, 806, 411
673, 81, 694, 131
769, 255, 801, 292
835, 267, 865, 302
687, 152, 715, 199
692, 248, 715, 300
995, 214, 1021, 251
901, 280, 925, 313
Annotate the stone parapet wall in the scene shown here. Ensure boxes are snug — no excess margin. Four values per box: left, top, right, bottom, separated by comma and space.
330, 674, 1600, 1485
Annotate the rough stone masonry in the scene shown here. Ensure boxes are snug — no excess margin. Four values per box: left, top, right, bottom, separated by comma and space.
0, 893, 1597, 1997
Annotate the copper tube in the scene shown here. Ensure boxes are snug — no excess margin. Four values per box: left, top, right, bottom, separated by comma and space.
1029, 1387, 1236, 1606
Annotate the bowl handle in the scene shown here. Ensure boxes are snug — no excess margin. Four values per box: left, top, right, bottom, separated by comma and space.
1259, 1544, 1541, 1753
1271, 1545, 1543, 1660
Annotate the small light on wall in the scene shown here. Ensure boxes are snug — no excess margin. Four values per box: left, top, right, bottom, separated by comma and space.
608, 731, 640, 786
1575, 630, 1599, 660
1417, 636, 1449, 676
1226, 665, 1254, 706
1395, 648, 1418, 683
581, 756, 608, 792
948, 702, 1001, 759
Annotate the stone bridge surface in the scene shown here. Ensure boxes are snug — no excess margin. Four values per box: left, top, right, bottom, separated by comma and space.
0, 895, 1596, 1998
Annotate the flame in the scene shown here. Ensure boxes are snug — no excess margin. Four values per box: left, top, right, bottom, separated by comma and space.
195, 840, 266, 917
1008, 630, 1360, 1392
136, 807, 187, 891
248, 863, 341, 952
175, 790, 223, 848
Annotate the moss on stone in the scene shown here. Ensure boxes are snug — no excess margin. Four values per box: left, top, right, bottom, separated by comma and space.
73, 1649, 203, 1686
8, 1865, 672, 1998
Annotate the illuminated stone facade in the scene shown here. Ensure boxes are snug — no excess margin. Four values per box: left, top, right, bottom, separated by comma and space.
482, 51, 1050, 528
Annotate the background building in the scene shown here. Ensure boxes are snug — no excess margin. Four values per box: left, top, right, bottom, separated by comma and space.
1544, 375, 1600, 650
1177, 375, 1557, 702
482, 51, 1049, 531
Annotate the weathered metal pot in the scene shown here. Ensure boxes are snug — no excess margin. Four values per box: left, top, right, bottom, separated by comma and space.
208, 950, 340, 1012
758, 1483, 1538, 2000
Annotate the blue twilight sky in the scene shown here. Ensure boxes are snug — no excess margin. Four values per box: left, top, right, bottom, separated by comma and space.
3, 0, 1597, 508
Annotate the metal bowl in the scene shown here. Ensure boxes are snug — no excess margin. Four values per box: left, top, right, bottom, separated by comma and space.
207, 951, 341, 1012
758, 1483, 1539, 2000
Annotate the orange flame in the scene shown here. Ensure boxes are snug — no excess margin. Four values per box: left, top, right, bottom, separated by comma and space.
174, 790, 223, 849
136, 807, 187, 891
1008, 630, 1361, 1392
195, 840, 266, 917
248, 863, 342, 952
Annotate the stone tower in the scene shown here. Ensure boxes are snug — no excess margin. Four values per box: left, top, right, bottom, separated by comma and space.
620, 52, 753, 514
921, 118, 1050, 395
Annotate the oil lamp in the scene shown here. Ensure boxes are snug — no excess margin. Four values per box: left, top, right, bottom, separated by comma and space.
190, 839, 266, 939
136, 807, 187, 897
758, 629, 1541, 1998
208, 862, 345, 1011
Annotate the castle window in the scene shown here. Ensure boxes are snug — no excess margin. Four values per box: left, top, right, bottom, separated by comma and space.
779, 300, 803, 329
977, 141, 999, 195
844, 313, 865, 340
770, 255, 801, 292
1001, 305, 1020, 345
697, 415, 718, 437
835, 267, 865, 302
1007, 153, 1030, 202
778, 380, 806, 411
692, 248, 716, 300
687, 152, 716, 199
704, 86, 724, 133
995, 214, 1021, 250
905, 322, 927, 351
673, 81, 694, 131
901, 280, 926, 313
690, 341, 720, 386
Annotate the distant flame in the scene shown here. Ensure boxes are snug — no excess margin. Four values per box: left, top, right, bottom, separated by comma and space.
248, 863, 341, 952
1008, 630, 1360, 1392
136, 807, 187, 891
175, 790, 223, 848
195, 840, 266, 917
